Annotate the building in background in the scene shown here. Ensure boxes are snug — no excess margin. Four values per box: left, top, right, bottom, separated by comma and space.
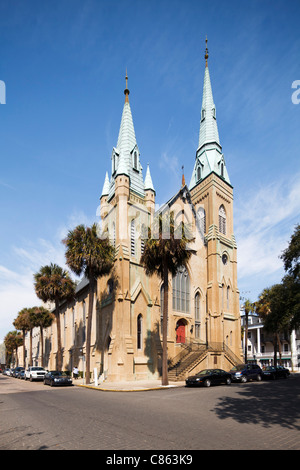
240, 312, 300, 371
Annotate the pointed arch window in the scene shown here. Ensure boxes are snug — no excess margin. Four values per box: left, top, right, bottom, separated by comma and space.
137, 314, 143, 350
197, 207, 206, 235
133, 151, 138, 170
172, 267, 190, 313
112, 222, 116, 248
219, 205, 226, 235
130, 219, 136, 257
194, 292, 201, 339
197, 165, 201, 181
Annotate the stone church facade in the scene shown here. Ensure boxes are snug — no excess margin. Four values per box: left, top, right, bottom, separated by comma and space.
20, 49, 243, 382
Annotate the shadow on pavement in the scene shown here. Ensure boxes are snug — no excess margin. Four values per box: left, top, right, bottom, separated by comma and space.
214, 374, 300, 430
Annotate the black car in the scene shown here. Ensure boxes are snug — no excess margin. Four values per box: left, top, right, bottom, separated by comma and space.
262, 366, 290, 380
230, 363, 263, 383
13, 367, 25, 378
186, 369, 232, 387
44, 371, 73, 387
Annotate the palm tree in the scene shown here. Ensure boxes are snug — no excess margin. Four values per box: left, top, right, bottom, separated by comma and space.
63, 223, 115, 384
34, 263, 76, 371
31, 306, 55, 368
140, 211, 192, 386
13, 308, 33, 368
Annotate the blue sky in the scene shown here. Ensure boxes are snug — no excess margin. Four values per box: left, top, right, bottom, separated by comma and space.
0, 0, 300, 343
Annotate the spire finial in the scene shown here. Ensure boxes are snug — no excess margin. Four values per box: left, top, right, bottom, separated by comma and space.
182, 165, 186, 187
205, 36, 209, 67
124, 69, 130, 103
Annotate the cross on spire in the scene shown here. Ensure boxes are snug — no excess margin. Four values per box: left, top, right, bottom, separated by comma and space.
124, 69, 130, 103
205, 36, 209, 67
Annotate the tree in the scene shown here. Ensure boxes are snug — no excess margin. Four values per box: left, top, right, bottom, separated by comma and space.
63, 223, 115, 384
4, 331, 23, 367
243, 299, 255, 363
255, 286, 290, 366
31, 306, 55, 368
34, 263, 76, 371
140, 211, 192, 386
280, 223, 300, 280
13, 308, 33, 368
280, 224, 300, 329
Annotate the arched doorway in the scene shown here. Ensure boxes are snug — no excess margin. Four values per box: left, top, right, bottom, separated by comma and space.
176, 319, 186, 344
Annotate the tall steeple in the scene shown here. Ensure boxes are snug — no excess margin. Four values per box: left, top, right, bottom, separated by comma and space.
106, 72, 146, 200
189, 38, 231, 190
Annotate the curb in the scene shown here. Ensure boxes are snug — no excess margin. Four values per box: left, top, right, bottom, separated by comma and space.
75, 383, 185, 392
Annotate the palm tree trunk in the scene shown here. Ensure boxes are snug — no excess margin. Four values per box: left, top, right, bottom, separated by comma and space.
85, 275, 95, 385
22, 330, 26, 368
40, 326, 44, 368
29, 330, 33, 367
162, 265, 169, 386
55, 300, 62, 370
276, 333, 282, 365
273, 334, 278, 367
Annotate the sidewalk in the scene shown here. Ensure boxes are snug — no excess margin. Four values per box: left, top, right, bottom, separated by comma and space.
73, 378, 186, 392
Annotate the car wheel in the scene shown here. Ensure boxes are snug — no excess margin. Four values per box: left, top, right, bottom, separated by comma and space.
204, 379, 211, 387
50, 380, 55, 387
226, 377, 231, 385
241, 376, 247, 383
30, 376, 33, 382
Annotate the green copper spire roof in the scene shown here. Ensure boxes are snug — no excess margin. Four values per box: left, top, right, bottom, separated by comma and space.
107, 73, 146, 200
190, 39, 231, 190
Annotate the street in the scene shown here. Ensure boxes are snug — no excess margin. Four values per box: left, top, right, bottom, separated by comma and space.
0, 373, 299, 451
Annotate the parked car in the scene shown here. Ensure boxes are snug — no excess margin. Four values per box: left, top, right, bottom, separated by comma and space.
13, 367, 25, 378
18, 370, 25, 380
262, 366, 290, 380
43, 371, 73, 387
230, 363, 263, 383
186, 369, 232, 387
3, 368, 11, 375
24, 366, 47, 381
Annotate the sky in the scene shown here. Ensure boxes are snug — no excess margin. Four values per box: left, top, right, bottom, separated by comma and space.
0, 0, 300, 343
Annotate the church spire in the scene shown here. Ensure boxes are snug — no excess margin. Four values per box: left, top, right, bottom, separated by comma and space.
106, 72, 146, 200
189, 39, 231, 190
198, 38, 220, 151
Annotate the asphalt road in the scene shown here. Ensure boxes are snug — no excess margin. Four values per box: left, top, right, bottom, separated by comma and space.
0, 373, 299, 452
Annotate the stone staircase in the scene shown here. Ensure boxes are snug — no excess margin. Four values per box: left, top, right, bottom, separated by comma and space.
168, 342, 243, 382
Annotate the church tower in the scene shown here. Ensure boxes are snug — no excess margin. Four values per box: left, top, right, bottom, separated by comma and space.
99, 73, 157, 382
189, 39, 241, 354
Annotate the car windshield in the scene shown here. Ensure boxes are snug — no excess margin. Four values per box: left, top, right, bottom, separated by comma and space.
31, 367, 45, 371
264, 366, 275, 371
230, 365, 245, 372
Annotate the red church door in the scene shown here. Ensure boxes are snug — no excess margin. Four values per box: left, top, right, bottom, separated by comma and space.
176, 320, 185, 344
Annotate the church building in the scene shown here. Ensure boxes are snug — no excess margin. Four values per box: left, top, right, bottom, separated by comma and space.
22, 43, 243, 382
95, 41, 242, 382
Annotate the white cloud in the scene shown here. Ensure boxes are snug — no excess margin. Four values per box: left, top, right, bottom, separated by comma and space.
235, 172, 300, 283
0, 209, 94, 344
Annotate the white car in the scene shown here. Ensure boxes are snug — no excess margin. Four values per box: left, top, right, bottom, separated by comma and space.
24, 366, 47, 382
